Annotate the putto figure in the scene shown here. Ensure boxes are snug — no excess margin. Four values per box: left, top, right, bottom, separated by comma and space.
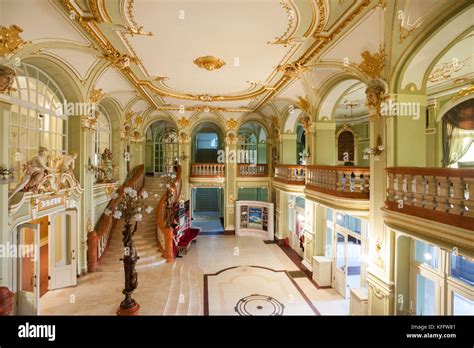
9, 146, 54, 200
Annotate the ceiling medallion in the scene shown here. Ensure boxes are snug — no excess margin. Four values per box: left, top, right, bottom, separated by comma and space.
193, 56, 226, 71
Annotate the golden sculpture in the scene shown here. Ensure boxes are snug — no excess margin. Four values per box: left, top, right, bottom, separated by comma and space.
90, 88, 105, 103
193, 56, 226, 71
353, 44, 385, 79
296, 96, 311, 114
177, 117, 189, 128
277, 61, 308, 78
226, 118, 238, 130
0, 65, 16, 95
0, 25, 28, 57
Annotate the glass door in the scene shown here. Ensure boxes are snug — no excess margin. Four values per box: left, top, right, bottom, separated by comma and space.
49, 212, 77, 289
17, 223, 40, 315
334, 232, 347, 298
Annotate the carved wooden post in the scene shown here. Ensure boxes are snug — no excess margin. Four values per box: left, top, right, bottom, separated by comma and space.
0, 286, 14, 316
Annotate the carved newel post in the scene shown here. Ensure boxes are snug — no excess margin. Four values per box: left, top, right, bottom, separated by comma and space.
117, 219, 139, 316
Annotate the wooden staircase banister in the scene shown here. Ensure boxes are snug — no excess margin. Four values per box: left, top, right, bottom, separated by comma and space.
156, 165, 182, 262
87, 164, 145, 272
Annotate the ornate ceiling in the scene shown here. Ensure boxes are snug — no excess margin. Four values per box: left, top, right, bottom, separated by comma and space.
1, 0, 470, 125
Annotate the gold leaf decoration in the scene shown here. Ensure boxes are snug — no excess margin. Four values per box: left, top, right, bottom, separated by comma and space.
352, 44, 385, 79
193, 56, 226, 71
226, 118, 238, 130
0, 25, 29, 57
89, 88, 105, 103
296, 96, 311, 114
177, 117, 190, 128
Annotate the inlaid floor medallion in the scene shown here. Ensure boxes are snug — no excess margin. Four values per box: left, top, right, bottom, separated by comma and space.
234, 294, 285, 316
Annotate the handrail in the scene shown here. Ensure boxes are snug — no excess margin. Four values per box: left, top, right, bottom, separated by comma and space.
273, 164, 305, 185
156, 165, 182, 261
87, 164, 145, 272
385, 166, 474, 230
306, 165, 370, 199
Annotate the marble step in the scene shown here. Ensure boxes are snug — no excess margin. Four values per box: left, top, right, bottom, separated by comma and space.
162, 261, 204, 315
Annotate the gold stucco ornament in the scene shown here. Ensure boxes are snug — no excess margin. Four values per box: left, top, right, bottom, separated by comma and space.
193, 56, 225, 71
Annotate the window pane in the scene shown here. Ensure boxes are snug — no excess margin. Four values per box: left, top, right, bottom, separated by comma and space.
452, 293, 474, 315
415, 240, 439, 269
450, 254, 474, 286
416, 274, 436, 315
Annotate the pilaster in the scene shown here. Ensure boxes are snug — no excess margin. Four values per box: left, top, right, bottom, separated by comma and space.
0, 100, 11, 286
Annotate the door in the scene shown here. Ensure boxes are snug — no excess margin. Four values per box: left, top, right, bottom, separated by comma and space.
410, 267, 441, 315
17, 223, 40, 315
49, 212, 77, 289
334, 232, 347, 298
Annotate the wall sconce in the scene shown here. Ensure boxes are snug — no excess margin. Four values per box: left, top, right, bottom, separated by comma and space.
363, 135, 384, 160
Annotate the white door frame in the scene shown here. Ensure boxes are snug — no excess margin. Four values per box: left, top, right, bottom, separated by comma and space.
16, 223, 40, 315
49, 210, 77, 290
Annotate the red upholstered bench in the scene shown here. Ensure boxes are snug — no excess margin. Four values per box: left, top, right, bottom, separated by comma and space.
177, 227, 200, 255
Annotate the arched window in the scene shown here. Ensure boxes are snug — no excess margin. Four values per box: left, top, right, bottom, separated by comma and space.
442, 98, 474, 168
238, 122, 267, 164
8, 64, 67, 188
94, 105, 112, 165
338, 130, 355, 163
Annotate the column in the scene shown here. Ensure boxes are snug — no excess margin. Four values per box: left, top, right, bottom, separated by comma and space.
314, 122, 336, 165
178, 133, 191, 201
366, 80, 395, 315
75, 116, 94, 274
0, 100, 11, 287
224, 133, 237, 232
275, 190, 289, 241
302, 199, 316, 270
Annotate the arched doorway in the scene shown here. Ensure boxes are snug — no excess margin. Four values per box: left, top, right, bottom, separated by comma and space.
145, 121, 178, 175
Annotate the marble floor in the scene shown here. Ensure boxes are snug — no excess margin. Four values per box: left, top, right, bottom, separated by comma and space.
39, 235, 349, 316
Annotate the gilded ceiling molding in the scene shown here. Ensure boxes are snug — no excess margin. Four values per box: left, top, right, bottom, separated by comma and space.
311, 0, 328, 38
255, 0, 370, 110
399, 24, 420, 44
267, 0, 298, 46
62, 0, 370, 115
277, 61, 309, 78
193, 56, 226, 71
0, 25, 30, 57
88, 0, 111, 23
157, 105, 251, 113
124, 0, 152, 36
